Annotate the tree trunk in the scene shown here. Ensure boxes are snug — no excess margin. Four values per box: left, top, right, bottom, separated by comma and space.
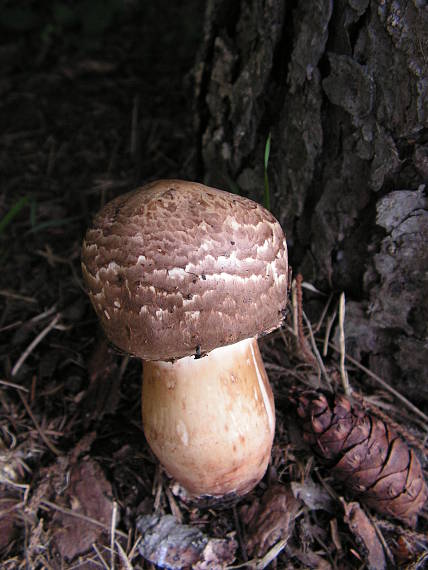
194, 0, 428, 406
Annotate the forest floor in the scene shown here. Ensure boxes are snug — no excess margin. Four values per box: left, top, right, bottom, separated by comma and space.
1, 3, 427, 569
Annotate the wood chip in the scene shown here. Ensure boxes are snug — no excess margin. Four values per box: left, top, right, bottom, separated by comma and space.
342, 501, 386, 570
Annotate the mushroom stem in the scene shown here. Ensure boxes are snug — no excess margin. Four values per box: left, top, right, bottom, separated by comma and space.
142, 337, 275, 498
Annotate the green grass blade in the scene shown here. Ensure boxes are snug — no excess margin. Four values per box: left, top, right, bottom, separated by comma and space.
26, 215, 81, 234
29, 196, 37, 228
264, 133, 271, 170
0, 196, 29, 236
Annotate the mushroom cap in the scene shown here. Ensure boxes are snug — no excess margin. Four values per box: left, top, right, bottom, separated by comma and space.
81, 179, 288, 361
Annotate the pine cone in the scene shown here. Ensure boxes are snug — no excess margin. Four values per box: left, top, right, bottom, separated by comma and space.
292, 390, 427, 526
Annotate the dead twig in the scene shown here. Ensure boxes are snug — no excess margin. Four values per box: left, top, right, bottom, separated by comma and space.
338, 293, 351, 396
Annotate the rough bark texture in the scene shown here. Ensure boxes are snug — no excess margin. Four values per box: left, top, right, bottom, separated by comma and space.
195, 0, 428, 405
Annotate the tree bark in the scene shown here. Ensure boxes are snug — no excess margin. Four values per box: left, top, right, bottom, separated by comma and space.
194, 0, 428, 405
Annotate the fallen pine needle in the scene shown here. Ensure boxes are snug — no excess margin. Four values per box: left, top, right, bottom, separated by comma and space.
291, 279, 298, 337
324, 340, 428, 425
115, 539, 134, 570
0, 379, 29, 392
92, 543, 109, 570
302, 311, 332, 391
126, 536, 142, 564
40, 500, 128, 538
17, 391, 61, 457
253, 539, 289, 570
367, 510, 395, 566
226, 538, 288, 569
11, 313, 61, 377
111, 501, 118, 570
323, 304, 337, 357
0, 289, 37, 303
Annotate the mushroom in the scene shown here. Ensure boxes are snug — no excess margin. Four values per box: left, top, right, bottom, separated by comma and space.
81, 180, 288, 499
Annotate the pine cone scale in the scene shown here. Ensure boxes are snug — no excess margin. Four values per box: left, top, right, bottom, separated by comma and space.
291, 390, 427, 526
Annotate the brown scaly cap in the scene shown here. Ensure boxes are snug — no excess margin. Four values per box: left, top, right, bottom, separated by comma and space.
81, 180, 288, 361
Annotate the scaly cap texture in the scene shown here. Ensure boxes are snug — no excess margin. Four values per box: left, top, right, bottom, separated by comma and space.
81, 180, 288, 361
